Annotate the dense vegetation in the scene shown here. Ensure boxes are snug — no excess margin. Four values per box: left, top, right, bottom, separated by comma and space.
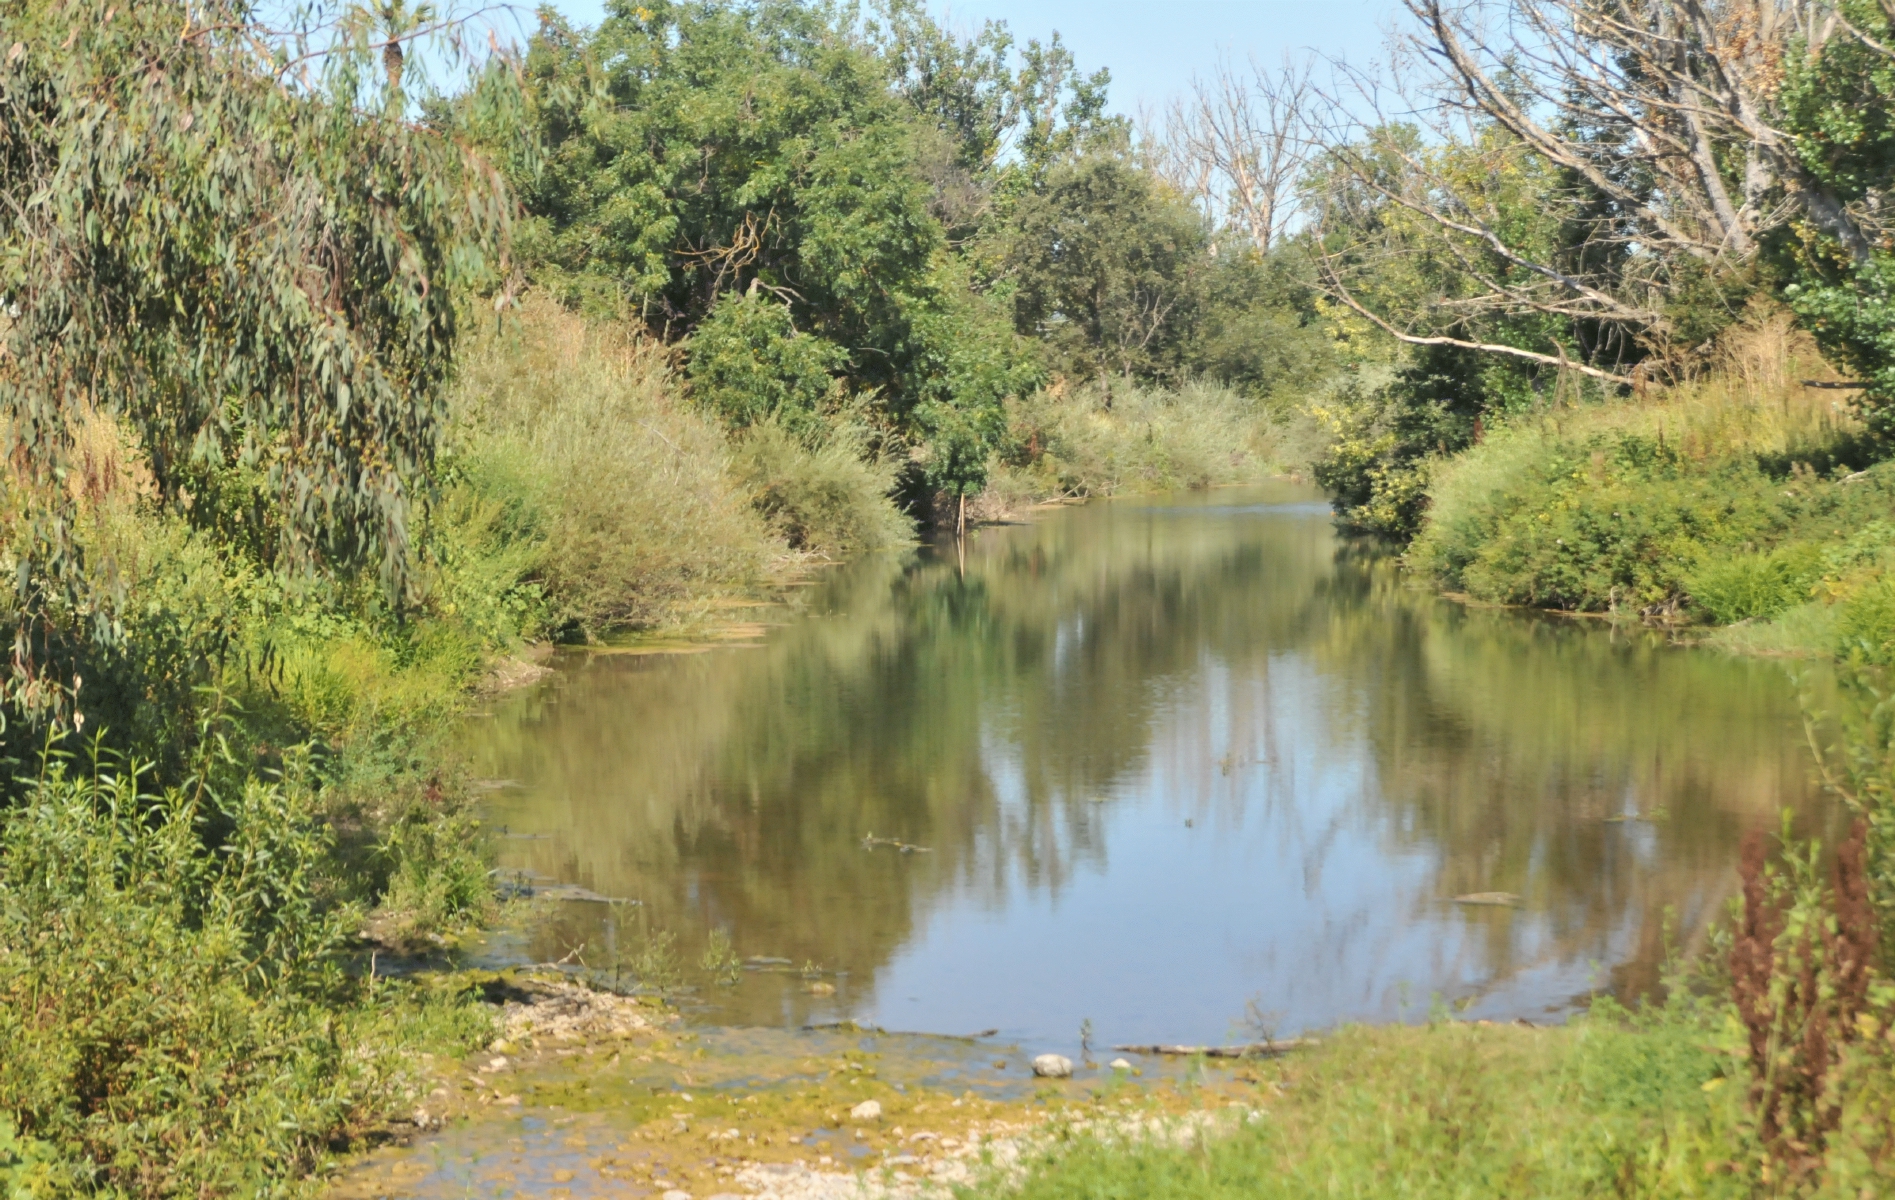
14, 0, 1895, 1192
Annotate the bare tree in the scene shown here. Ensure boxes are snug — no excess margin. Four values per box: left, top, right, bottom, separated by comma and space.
1309, 0, 1886, 379
1155, 54, 1316, 251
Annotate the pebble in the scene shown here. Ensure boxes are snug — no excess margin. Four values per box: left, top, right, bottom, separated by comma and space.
1109, 1057, 1132, 1071
850, 1099, 883, 1121
662, 1191, 692, 1200
1031, 1053, 1074, 1078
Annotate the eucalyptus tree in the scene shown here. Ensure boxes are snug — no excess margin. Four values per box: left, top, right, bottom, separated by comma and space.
0, 0, 512, 722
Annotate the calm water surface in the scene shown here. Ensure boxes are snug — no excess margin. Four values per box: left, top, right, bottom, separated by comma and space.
468, 483, 1829, 1054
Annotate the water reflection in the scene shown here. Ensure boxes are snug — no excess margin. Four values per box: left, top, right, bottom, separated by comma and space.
469, 484, 1830, 1049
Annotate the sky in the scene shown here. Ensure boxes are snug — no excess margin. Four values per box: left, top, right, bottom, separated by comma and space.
540, 0, 1406, 119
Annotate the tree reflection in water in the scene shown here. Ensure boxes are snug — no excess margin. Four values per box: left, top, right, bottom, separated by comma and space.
469, 484, 1832, 1044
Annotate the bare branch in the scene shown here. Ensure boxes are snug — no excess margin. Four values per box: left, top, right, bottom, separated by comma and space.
1320, 260, 1635, 383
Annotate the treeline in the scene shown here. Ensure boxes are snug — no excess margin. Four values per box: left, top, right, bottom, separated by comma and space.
499, 0, 1328, 507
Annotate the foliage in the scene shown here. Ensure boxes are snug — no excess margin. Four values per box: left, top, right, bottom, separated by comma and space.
686, 291, 850, 442
445, 296, 779, 636
1780, 0, 1895, 433
1180, 247, 1335, 401
1688, 544, 1828, 626
1007, 1009, 1752, 1200
515, 0, 1033, 496
1729, 819, 1889, 1182
0, 756, 385, 1196
731, 420, 910, 555
1411, 339, 1895, 615
1000, 151, 1210, 381
994, 377, 1295, 500
0, 0, 510, 715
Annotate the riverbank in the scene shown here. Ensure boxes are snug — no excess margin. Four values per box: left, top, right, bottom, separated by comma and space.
320, 972, 1825, 1200
1373, 314, 1895, 666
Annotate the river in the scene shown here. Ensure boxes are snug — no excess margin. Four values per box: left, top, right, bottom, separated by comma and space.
466, 482, 1830, 1054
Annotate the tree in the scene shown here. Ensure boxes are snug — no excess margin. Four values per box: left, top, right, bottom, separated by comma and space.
1003, 152, 1211, 382
0, 0, 509, 719
1311, 0, 1887, 380
1152, 54, 1316, 253
516, 0, 1052, 501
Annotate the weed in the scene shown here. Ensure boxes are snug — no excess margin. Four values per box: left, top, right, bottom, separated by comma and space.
634, 929, 682, 991
701, 928, 743, 987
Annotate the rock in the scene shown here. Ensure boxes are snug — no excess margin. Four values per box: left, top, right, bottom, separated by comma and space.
806, 981, 837, 996
662, 1191, 693, 1200
850, 1099, 883, 1121
1108, 1057, 1132, 1071
1031, 1053, 1074, 1078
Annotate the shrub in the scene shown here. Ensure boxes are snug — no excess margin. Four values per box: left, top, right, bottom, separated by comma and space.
1837, 577, 1895, 665
1413, 426, 1802, 612
1687, 544, 1825, 624
446, 296, 780, 636
684, 291, 849, 442
0, 761, 356, 1194
730, 421, 911, 555
1414, 406, 1895, 616
0, 752, 497, 1196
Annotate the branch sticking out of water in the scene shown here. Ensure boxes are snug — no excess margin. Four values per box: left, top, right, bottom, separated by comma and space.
862, 833, 933, 853
1113, 1039, 1319, 1058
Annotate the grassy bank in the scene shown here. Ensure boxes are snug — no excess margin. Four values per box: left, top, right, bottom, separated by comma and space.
1007, 998, 1895, 1200
0, 294, 918, 1193
1395, 316, 1895, 662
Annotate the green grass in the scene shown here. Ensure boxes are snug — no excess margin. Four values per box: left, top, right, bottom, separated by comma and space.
1005, 1010, 1756, 1200
987, 376, 1315, 507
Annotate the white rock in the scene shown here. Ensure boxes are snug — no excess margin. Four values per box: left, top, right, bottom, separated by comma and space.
1109, 1057, 1133, 1071
850, 1099, 883, 1121
662, 1192, 693, 1200
1031, 1053, 1074, 1078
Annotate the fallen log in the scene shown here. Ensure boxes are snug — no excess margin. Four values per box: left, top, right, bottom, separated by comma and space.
1113, 1038, 1318, 1058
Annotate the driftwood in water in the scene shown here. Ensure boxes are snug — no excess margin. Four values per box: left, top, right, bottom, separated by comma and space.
1113, 1038, 1318, 1058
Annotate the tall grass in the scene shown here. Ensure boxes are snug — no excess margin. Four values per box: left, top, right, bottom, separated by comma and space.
985, 376, 1315, 511
729, 418, 912, 555
1409, 311, 1895, 621
446, 297, 782, 637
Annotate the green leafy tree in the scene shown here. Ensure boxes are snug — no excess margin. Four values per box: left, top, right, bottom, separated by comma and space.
1003, 151, 1210, 382
516, 0, 1042, 499
0, 0, 509, 718
1781, 2, 1895, 436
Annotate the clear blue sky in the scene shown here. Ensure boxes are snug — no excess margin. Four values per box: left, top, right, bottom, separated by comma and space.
540, 1, 1404, 117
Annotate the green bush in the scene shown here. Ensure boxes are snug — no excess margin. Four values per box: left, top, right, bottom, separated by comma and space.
446, 297, 779, 636
1413, 411, 1895, 615
1, 761, 356, 1194
685, 291, 850, 442
0, 755, 495, 1196
1838, 576, 1895, 664
731, 420, 911, 555
1686, 544, 1826, 624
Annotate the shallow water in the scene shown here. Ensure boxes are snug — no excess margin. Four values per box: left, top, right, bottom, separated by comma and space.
467, 483, 1830, 1055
